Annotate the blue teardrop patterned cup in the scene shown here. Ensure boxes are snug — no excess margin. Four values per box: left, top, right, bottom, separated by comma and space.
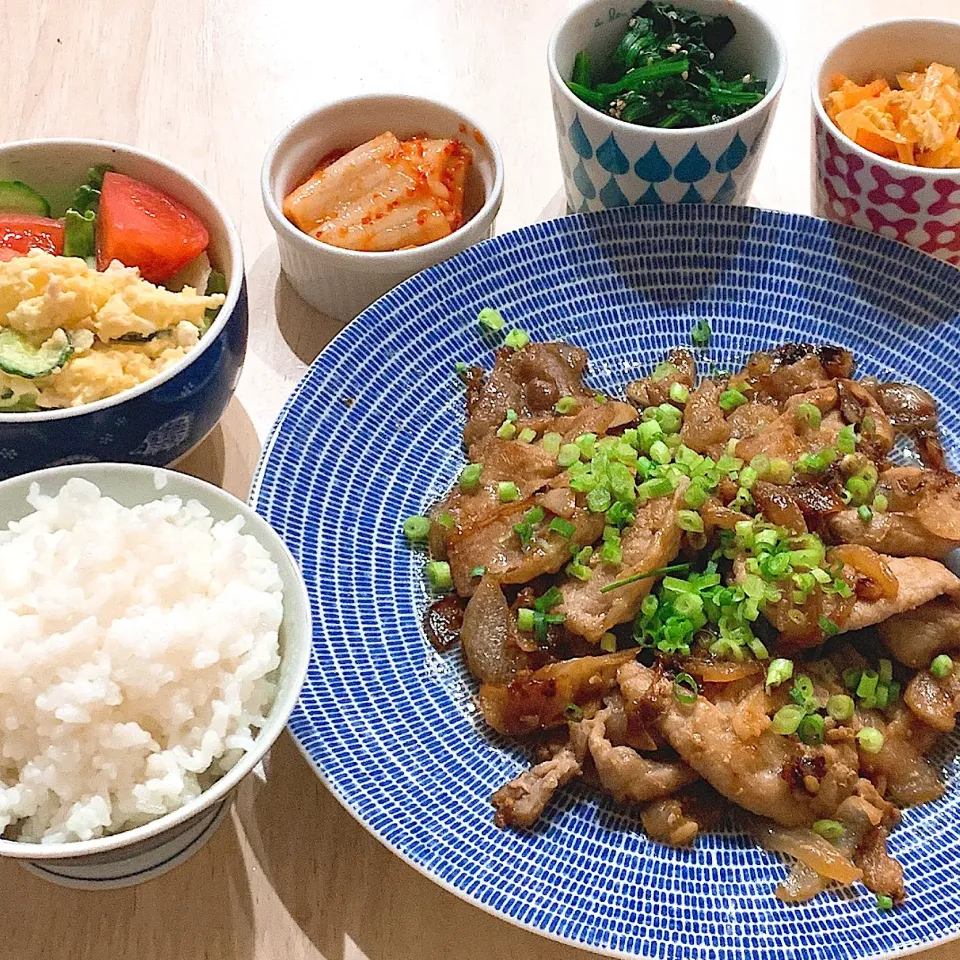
548, 0, 787, 212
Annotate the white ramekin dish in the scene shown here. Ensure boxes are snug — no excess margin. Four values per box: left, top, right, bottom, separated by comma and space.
0, 462, 311, 889
261, 94, 504, 323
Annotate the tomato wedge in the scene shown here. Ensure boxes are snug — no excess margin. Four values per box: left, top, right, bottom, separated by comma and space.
97, 172, 210, 284
0, 247, 20, 262
0, 215, 64, 256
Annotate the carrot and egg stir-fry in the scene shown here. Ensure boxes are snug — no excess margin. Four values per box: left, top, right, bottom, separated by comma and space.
826, 62, 960, 167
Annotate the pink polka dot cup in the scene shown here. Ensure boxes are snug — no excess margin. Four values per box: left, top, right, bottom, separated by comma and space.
812, 18, 960, 267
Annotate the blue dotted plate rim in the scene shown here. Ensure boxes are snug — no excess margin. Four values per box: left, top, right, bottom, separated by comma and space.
252, 204, 960, 960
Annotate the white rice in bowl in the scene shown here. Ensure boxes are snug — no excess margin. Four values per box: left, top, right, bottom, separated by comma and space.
0, 477, 283, 844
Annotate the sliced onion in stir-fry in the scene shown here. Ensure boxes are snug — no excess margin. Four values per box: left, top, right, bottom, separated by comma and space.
755, 822, 862, 885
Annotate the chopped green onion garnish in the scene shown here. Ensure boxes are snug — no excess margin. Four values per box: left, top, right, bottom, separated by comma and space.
436, 512, 455, 530
656, 403, 683, 434
637, 477, 673, 501
719, 388, 748, 412
794, 402, 822, 431
535, 586, 563, 612
497, 481, 519, 502
576, 432, 598, 460
857, 670, 879, 701
469, 566, 486, 578
549, 516, 577, 539
876, 894, 894, 912
767, 458, 793, 484
454, 361, 468, 375
402, 514, 431, 541
843, 668, 862, 691
649, 439, 671, 465
542, 432, 562, 454
873, 492, 889, 513
818, 615, 840, 636
504, 328, 531, 349
857, 727, 884, 754
517, 427, 537, 443
459, 463, 482, 492
496, 420, 517, 440
837, 424, 857, 455
673, 672, 698, 705
812, 819, 844, 841
478, 307, 505, 332
555, 396, 578, 415
684, 483, 710, 509
772, 704, 805, 735
879, 658, 892, 684
558, 443, 581, 467
587, 486, 612, 513
425, 560, 452, 591
677, 509, 704, 533
690, 319, 711, 347
600, 632, 617, 653
857, 504, 872, 522
765, 658, 794, 691
517, 607, 535, 632
798, 713, 825, 745
932, 654, 954, 679
564, 702, 584, 722
601, 562, 690, 594
669, 382, 689, 405
846, 475, 873, 503
827, 694, 855, 721
738, 466, 758, 490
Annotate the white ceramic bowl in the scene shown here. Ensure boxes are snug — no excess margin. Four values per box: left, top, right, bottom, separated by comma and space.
0, 463, 311, 888
261, 94, 504, 323
812, 18, 960, 266
548, 0, 786, 209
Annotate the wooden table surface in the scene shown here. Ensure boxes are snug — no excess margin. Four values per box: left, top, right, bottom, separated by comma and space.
3, 1, 960, 958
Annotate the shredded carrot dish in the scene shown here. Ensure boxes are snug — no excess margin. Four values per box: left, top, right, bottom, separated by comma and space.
825, 63, 960, 167
824, 63, 960, 167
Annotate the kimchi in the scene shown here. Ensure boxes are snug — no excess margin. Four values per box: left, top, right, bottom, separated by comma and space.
283, 132, 472, 252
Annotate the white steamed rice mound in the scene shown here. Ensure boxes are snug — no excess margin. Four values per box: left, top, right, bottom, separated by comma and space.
0, 477, 283, 844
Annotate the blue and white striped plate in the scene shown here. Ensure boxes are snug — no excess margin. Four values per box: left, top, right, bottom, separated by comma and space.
252, 206, 960, 960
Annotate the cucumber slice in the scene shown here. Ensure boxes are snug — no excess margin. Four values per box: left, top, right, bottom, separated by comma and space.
0, 181, 52, 217
0, 390, 38, 412
0, 329, 72, 379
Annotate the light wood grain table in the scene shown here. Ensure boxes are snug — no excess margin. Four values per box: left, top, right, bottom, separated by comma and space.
3, 1, 960, 958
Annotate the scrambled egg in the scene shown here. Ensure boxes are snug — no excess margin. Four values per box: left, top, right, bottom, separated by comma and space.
0, 250, 225, 409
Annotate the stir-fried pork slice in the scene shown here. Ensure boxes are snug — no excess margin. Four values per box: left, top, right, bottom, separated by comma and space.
857, 705, 943, 807
626, 349, 696, 410
601, 690, 660, 751
826, 467, 960, 560
904, 668, 960, 732
583, 709, 697, 804
638, 665, 825, 826
557, 482, 688, 642
464, 342, 596, 448
879, 595, 960, 668
446, 483, 607, 596
733, 343, 854, 404
680, 379, 731, 457
479, 650, 637, 736
857, 826, 906, 901
640, 782, 725, 847
460, 576, 531, 684
862, 378, 944, 469
491, 730, 586, 828
840, 557, 960, 633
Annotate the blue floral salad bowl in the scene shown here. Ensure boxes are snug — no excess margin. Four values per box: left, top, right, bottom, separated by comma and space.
548, 0, 787, 210
0, 139, 247, 480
